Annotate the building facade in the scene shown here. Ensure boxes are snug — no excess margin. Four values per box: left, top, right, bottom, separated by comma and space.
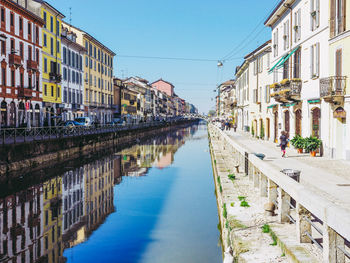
61, 25, 85, 121
65, 22, 115, 124
0, 0, 44, 128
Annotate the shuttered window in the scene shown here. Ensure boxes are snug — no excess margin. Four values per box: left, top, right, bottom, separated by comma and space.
294, 9, 301, 42
310, 0, 320, 31
310, 43, 320, 78
283, 20, 289, 50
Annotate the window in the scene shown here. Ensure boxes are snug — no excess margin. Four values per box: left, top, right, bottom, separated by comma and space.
19, 17, 23, 32
44, 84, 47, 95
57, 41, 60, 54
43, 11, 47, 28
28, 22, 32, 41
57, 86, 60, 97
310, 43, 320, 78
85, 56, 88, 67
43, 34, 47, 47
63, 67, 67, 80
265, 85, 270, 103
331, 0, 346, 37
63, 47, 66, 64
11, 69, 15, 87
44, 58, 47, 73
293, 48, 301, 79
19, 42, 23, 59
56, 20, 60, 35
50, 37, 54, 55
258, 56, 263, 73
283, 20, 289, 50
50, 16, 53, 32
294, 9, 301, 42
310, 0, 320, 31
51, 85, 54, 96
273, 29, 278, 57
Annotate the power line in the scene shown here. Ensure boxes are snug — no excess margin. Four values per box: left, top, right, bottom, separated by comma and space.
220, 0, 282, 62
117, 54, 242, 62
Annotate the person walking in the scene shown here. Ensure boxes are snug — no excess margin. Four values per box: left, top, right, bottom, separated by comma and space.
280, 131, 288, 157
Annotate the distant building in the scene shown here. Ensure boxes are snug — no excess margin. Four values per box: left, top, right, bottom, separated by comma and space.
151, 79, 174, 97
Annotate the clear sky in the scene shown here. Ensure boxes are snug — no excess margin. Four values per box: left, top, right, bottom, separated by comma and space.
48, 0, 279, 114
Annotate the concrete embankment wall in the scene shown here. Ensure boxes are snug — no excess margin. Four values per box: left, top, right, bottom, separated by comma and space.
208, 124, 350, 263
0, 121, 197, 179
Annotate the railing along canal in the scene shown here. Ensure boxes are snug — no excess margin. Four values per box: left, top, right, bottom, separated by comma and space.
0, 120, 194, 145
210, 124, 350, 262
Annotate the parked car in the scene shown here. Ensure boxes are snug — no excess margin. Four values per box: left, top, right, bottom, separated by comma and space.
74, 117, 92, 126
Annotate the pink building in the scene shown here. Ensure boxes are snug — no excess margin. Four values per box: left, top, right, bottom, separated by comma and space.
151, 79, 174, 97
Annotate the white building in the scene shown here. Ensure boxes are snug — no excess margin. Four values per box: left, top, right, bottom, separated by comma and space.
61, 25, 86, 121
0, 0, 44, 128
265, 0, 329, 149
235, 60, 250, 131
244, 41, 275, 141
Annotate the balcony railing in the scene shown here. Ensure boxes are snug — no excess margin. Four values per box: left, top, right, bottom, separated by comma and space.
18, 86, 33, 98
9, 53, 22, 67
270, 79, 302, 103
49, 72, 62, 83
27, 60, 38, 71
320, 76, 347, 103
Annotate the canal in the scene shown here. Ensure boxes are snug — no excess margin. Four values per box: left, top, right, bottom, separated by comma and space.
0, 122, 222, 263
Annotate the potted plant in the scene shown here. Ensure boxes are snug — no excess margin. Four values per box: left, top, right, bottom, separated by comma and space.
304, 136, 322, 157
290, 135, 305, 153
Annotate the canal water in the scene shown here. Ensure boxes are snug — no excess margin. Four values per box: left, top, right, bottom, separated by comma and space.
0, 122, 222, 263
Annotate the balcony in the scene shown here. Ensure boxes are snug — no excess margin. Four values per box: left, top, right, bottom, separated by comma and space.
270, 79, 302, 103
9, 53, 22, 67
320, 76, 347, 104
18, 86, 33, 98
49, 72, 62, 83
27, 59, 38, 71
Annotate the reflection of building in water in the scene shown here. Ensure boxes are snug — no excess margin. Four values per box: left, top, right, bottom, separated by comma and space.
113, 156, 122, 185
84, 157, 115, 236
42, 177, 63, 262
62, 167, 85, 248
0, 186, 43, 262
118, 125, 199, 174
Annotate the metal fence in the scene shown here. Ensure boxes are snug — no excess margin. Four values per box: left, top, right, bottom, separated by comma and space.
0, 120, 194, 145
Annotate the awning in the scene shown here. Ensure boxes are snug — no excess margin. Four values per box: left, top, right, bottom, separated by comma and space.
282, 103, 296, 107
267, 104, 278, 109
268, 46, 300, 73
276, 46, 300, 70
307, 99, 320, 104
268, 56, 286, 73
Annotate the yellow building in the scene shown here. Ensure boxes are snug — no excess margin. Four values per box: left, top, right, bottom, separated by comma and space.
62, 22, 115, 124
42, 176, 63, 263
121, 87, 138, 123
319, 0, 350, 160
33, 1, 65, 125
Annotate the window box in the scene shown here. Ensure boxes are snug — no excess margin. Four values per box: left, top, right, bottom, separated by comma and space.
294, 25, 299, 31
311, 11, 317, 17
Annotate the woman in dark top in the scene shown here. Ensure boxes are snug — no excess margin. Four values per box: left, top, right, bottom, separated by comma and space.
280, 131, 288, 157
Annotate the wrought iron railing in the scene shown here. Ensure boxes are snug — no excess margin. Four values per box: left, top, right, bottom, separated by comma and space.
320, 76, 347, 98
0, 119, 197, 145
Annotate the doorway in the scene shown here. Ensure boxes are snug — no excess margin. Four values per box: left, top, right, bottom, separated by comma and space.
311, 107, 321, 138
295, 109, 302, 136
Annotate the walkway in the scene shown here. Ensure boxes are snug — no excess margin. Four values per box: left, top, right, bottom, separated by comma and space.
223, 127, 350, 213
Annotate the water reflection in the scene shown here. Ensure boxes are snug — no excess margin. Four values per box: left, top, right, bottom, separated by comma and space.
0, 124, 200, 263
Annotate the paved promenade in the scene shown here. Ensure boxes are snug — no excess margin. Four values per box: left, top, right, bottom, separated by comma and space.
223, 128, 350, 213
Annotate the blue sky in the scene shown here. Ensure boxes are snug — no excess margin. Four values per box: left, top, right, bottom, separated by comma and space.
48, 0, 279, 113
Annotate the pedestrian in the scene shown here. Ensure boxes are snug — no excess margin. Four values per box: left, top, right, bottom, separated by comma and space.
233, 123, 237, 132
280, 131, 288, 157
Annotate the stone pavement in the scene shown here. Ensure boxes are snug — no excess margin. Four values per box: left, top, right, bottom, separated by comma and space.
223, 128, 350, 214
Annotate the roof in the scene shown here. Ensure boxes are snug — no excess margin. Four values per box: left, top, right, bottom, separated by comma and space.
5, 0, 45, 25
264, 0, 295, 27
151, 78, 175, 88
33, 0, 65, 18
244, 40, 272, 59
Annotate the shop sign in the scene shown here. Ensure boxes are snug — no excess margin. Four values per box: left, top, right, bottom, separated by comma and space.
334, 107, 346, 119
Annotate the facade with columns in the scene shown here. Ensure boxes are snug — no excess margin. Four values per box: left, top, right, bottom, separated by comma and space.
0, 0, 44, 128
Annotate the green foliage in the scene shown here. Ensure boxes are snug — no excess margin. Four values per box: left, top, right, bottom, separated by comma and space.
261, 224, 270, 233
228, 174, 236, 180
238, 196, 246, 201
240, 201, 250, 207
270, 232, 278, 246
290, 134, 305, 149
219, 185, 223, 193
225, 220, 229, 229
217, 176, 221, 184
304, 136, 322, 152
214, 160, 216, 164
260, 122, 265, 139
223, 203, 228, 219
230, 202, 235, 207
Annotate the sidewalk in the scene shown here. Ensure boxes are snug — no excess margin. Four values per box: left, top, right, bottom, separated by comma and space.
222, 128, 350, 213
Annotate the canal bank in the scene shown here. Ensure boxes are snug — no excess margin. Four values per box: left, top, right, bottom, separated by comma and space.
0, 120, 199, 179
208, 124, 323, 263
